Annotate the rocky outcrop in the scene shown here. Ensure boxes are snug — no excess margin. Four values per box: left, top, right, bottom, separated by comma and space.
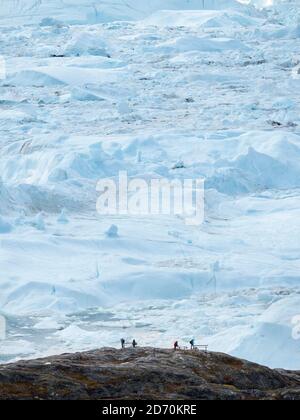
0, 348, 299, 400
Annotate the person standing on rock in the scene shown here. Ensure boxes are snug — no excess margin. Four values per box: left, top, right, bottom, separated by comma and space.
174, 341, 180, 351
121, 338, 126, 349
132, 339, 138, 348
190, 339, 195, 350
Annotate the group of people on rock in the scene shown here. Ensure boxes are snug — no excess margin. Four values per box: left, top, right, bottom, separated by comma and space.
174, 339, 195, 350
120, 338, 196, 350
121, 338, 137, 349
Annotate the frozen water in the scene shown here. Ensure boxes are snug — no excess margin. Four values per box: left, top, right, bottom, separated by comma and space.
0, 216, 12, 233
0, 1, 256, 25
0, 0, 300, 369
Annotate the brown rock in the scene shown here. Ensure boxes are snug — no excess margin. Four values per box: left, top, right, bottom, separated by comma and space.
0, 348, 299, 400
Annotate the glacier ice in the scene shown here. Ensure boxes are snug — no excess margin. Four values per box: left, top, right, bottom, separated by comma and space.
0, 0, 300, 369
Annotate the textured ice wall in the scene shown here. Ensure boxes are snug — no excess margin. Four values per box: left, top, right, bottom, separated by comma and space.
0, 0, 254, 25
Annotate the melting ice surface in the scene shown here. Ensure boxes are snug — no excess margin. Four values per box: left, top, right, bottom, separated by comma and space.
1, 0, 300, 369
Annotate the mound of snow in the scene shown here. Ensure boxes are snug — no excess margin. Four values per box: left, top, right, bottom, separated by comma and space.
6, 66, 125, 87
54, 325, 99, 344
0, 109, 35, 123
143, 9, 260, 28
259, 295, 300, 327
208, 147, 300, 195
3, 282, 107, 315
206, 294, 300, 369
70, 87, 105, 102
156, 35, 251, 54
6, 70, 65, 87
101, 270, 211, 301
0, 135, 125, 188
262, 24, 300, 40
64, 32, 110, 57
231, 322, 300, 370
234, 147, 300, 189
235, 304, 300, 369
33, 317, 63, 330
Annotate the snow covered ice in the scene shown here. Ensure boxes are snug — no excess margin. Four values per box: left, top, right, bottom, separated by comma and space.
1, 0, 300, 369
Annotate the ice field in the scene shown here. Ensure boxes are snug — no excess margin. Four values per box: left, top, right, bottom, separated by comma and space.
0, 0, 300, 368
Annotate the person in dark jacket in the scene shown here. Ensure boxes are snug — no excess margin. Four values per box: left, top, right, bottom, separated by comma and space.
174, 341, 180, 351
132, 339, 137, 348
121, 338, 126, 349
190, 339, 195, 350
